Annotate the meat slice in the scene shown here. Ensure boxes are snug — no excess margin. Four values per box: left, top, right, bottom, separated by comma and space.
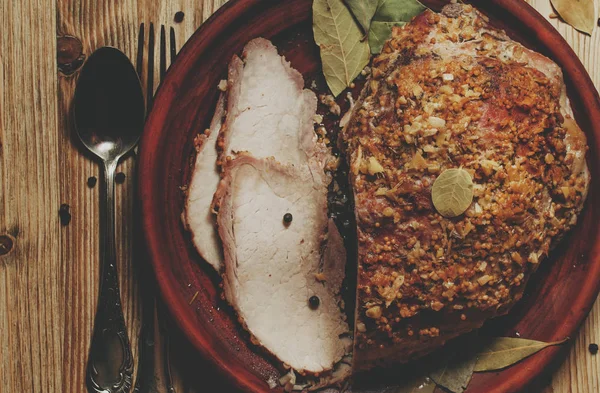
218, 38, 330, 171
341, 4, 590, 370
186, 38, 332, 273
214, 155, 350, 374
184, 94, 225, 271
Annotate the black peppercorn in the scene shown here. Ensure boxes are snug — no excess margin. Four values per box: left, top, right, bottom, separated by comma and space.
309, 295, 320, 309
59, 204, 71, 226
115, 172, 126, 184
283, 213, 293, 224
174, 11, 185, 23
589, 343, 598, 355
87, 176, 97, 188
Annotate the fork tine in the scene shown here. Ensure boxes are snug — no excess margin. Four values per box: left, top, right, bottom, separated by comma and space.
147, 23, 155, 112
160, 25, 167, 80
169, 27, 177, 64
136, 23, 144, 80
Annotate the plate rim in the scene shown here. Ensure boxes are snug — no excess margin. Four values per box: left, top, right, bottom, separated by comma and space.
139, 0, 600, 392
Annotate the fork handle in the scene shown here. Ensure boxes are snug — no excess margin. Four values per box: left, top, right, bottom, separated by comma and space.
86, 159, 134, 393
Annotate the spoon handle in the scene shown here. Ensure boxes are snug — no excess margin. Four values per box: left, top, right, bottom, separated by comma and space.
87, 160, 134, 393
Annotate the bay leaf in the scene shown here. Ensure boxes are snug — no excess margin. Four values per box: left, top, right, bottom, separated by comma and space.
313, 0, 371, 97
393, 377, 436, 393
474, 337, 568, 372
550, 0, 595, 35
347, 374, 435, 393
368, 21, 407, 54
431, 168, 474, 218
369, 0, 427, 54
345, 0, 379, 33
429, 340, 479, 393
375, 0, 428, 23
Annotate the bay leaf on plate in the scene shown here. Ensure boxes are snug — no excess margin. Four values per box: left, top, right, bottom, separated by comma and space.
345, 0, 379, 33
346, 375, 435, 393
313, 0, 371, 97
429, 348, 478, 393
550, 0, 595, 35
424, 332, 481, 393
369, 0, 427, 54
393, 377, 436, 393
473, 337, 568, 372
368, 21, 407, 54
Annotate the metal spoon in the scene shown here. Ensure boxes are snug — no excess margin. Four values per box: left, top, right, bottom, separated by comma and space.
74, 47, 145, 393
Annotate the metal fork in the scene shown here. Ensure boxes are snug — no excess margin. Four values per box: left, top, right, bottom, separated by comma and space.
134, 23, 177, 393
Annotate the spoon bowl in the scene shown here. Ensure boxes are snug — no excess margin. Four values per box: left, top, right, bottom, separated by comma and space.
73, 46, 144, 393
74, 47, 145, 162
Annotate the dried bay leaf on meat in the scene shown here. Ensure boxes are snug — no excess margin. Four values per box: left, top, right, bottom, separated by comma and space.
368, 20, 407, 54
473, 337, 569, 372
344, 0, 379, 33
431, 168, 474, 218
313, 0, 371, 97
369, 0, 427, 54
550, 0, 595, 35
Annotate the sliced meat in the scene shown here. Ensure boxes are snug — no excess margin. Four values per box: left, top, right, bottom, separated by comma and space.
341, 4, 590, 370
218, 38, 330, 171
214, 155, 349, 374
185, 94, 226, 271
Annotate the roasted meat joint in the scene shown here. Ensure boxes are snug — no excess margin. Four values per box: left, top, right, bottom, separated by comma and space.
341, 4, 589, 369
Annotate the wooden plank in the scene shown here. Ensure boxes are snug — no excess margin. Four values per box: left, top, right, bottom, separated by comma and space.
0, 0, 62, 392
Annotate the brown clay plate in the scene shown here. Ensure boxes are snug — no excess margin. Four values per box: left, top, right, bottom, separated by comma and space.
138, 1, 600, 392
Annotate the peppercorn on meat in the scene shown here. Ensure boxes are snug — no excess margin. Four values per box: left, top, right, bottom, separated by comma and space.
340, 3, 590, 370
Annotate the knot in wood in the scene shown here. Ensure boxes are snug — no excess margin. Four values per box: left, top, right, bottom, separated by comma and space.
57, 36, 85, 75
0, 235, 14, 256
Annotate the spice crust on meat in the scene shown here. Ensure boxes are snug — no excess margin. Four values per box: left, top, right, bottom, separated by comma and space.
341, 4, 590, 368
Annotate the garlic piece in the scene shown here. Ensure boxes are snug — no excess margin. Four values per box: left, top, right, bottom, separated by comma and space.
428, 116, 446, 129
366, 306, 382, 319
368, 157, 385, 175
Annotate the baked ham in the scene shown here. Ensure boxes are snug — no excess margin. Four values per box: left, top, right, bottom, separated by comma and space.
340, 3, 590, 370
213, 155, 350, 374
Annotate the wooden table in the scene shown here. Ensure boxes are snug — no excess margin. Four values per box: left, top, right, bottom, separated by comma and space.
0, 0, 598, 392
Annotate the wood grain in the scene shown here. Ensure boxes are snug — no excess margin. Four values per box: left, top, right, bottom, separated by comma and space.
0, 0, 598, 392
0, 1, 62, 392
